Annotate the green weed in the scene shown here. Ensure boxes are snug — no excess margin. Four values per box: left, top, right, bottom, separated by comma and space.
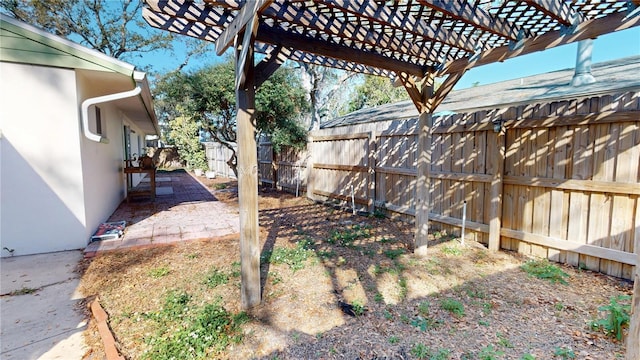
269, 271, 283, 285
440, 298, 465, 317
441, 245, 462, 256
410, 343, 431, 359
398, 277, 408, 300
590, 295, 631, 340
418, 301, 430, 315
204, 268, 229, 288
352, 300, 365, 316
143, 293, 244, 360
230, 262, 241, 278
148, 266, 170, 278
554, 302, 564, 311
317, 250, 336, 259
496, 333, 513, 348
9, 287, 38, 296
520, 354, 535, 360
553, 347, 575, 359
372, 208, 386, 219
388, 335, 399, 344
328, 225, 372, 248
384, 248, 405, 260
520, 259, 569, 285
261, 241, 315, 272
410, 316, 442, 331
374, 293, 385, 303
478, 344, 504, 360
410, 343, 450, 359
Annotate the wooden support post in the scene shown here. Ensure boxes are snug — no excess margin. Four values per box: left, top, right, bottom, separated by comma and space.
415, 110, 433, 256
488, 122, 505, 251
235, 17, 261, 310
397, 72, 437, 256
413, 76, 435, 256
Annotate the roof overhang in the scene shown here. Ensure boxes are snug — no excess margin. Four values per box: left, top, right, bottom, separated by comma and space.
1, 13, 159, 136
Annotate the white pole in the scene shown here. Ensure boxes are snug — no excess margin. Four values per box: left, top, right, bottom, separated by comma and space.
351, 185, 356, 215
461, 201, 467, 246
296, 164, 300, 197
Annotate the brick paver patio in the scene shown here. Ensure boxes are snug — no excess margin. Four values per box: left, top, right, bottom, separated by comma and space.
84, 170, 239, 257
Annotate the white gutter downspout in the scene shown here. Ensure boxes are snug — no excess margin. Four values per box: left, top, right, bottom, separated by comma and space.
81, 85, 142, 143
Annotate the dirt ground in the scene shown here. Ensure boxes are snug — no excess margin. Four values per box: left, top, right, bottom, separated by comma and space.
79, 176, 633, 359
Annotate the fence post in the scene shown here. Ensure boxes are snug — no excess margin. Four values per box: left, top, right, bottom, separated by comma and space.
306, 135, 315, 201
488, 120, 505, 251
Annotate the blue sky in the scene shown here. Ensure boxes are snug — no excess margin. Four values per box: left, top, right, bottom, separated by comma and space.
142, 26, 640, 87
454, 27, 640, 89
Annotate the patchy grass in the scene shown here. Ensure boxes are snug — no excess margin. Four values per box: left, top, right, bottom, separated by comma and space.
520, 259, 569, 285
79, 186, 631, 360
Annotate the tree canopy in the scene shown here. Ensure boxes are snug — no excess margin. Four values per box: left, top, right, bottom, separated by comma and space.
0, 0, 209, 72
347, 75, 409, 113
154, 58, 308, 175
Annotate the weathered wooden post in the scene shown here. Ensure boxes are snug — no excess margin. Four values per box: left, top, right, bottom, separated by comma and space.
488, 116, 505, 251
232, 14, 262, 310
413, 75, 435, 256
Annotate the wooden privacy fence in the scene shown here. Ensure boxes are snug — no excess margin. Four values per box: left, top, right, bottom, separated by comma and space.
258, 141, 308, 195
204, 142, 237, 179
261, 91, 640, 280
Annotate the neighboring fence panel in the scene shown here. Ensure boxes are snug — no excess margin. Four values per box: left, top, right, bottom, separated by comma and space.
204, 142, 237, 179
309, 133, 373, 212
297, 91, 639, 280
275, 146, 308, 194
258, 141, 308, 195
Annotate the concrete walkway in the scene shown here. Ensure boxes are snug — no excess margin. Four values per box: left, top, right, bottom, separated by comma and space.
85, 170, 239, 256
0, 251, 88, 360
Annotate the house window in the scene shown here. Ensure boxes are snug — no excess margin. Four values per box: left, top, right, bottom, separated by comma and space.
95, 106, 103, 135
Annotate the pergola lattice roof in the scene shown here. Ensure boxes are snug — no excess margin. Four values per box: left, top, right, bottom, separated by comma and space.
142, 0, 640, 113
143, 0, 639, 79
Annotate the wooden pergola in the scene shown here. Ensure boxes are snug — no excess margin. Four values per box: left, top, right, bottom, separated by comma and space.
142, 1, 639, 355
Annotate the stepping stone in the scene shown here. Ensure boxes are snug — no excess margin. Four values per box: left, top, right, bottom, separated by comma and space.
156, 186, 174, 195
141, 177, 172, 183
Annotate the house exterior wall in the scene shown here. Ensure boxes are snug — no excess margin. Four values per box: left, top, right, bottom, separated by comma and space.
0, 62, 87, 256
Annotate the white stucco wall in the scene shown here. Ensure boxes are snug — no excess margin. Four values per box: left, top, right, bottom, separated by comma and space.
0, 62, 87, 256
